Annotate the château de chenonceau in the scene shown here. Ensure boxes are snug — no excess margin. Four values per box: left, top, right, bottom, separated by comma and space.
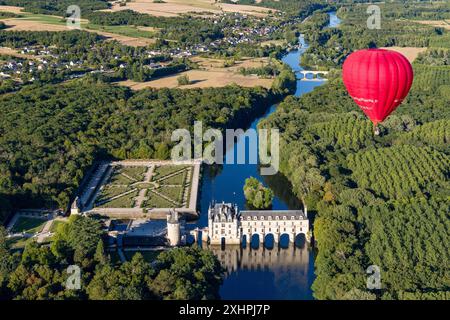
205, 202, 310, 245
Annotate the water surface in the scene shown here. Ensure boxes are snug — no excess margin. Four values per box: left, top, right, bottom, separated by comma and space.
197, 12, 341, 300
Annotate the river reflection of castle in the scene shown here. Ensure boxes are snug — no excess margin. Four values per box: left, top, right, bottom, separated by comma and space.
209, 245, 310, 275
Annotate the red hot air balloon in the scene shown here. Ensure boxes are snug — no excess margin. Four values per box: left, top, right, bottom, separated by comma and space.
342, 48, 414, 134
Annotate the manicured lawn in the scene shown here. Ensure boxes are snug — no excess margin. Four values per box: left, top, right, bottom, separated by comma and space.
108, 167, 134, 185
153, 165, 189, 179
120, 166, 147, 181
11, 217, 47, 234
145, 191, 175, 208
159, 170, 186, 185
158, 186, 183, 205
97, 190, 137, 208
96, 185, 130, 203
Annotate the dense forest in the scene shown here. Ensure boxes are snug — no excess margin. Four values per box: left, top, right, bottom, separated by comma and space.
300, 3, 450, 69
0, 81, 284, 223
0, 216, 223, 299
259, 2, 450, 300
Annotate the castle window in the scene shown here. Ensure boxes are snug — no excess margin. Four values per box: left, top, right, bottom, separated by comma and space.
291, 216, 294, 220
261, 216, 264, 220
283, 216, 286, 220
222, 224, 225, 228
268, 216, 272, 220
253, 216, 257, 220
247, 217, 251, 221
276, 216, 279, 220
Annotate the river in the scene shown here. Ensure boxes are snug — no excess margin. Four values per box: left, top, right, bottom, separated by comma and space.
196, 12, 341, 300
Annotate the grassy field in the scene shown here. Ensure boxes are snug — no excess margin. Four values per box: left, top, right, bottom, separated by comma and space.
153, 165, 189, 179
414, 20, 450, 30
86, 24, 157, 39
97, 190, 138, 208
145, 191, 175, 208
96, 186, 131, 203
92, 163, 193, 209
109, 167, 136, 184
160, 171, 186, 185
380, 46, 427, 62
11, 217, 47, 234
0, 6, 155, 47
120, 166, 147, 181
117, 57, 273, 90
104, 0, 273, 17
158, 186, 183, 204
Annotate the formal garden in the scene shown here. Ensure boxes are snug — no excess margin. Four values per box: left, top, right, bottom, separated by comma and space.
93, 164, 194, 209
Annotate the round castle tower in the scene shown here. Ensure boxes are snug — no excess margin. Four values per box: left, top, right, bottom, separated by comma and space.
166, 210, 181, 246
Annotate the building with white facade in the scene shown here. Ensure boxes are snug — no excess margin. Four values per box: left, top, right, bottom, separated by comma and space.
207, 202, 309, 245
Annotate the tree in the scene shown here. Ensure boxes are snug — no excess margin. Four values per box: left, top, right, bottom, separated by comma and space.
154, 142, 170, 160
51, 215, 104, 267
243, 177, 274, 209
150, 247, 223, 300
177, 74, 190, 86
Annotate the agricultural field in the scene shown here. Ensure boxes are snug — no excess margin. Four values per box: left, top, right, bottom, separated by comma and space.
117, 57, 274, 89
380, 46, 427, 63
0, 5, 156, 46
0, 5, 24, 14
414, 20, 450, 30
92, 163, 193, 210
103, 0, 273, 17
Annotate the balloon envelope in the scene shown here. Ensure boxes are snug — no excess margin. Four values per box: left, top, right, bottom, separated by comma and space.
342, 48, 414, 125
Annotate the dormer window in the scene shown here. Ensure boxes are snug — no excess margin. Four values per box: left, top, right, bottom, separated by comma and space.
283, 216, 286, 220
261, 216, 264, 220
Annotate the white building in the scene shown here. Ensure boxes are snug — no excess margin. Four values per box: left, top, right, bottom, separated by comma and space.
207, 202, 309, 245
